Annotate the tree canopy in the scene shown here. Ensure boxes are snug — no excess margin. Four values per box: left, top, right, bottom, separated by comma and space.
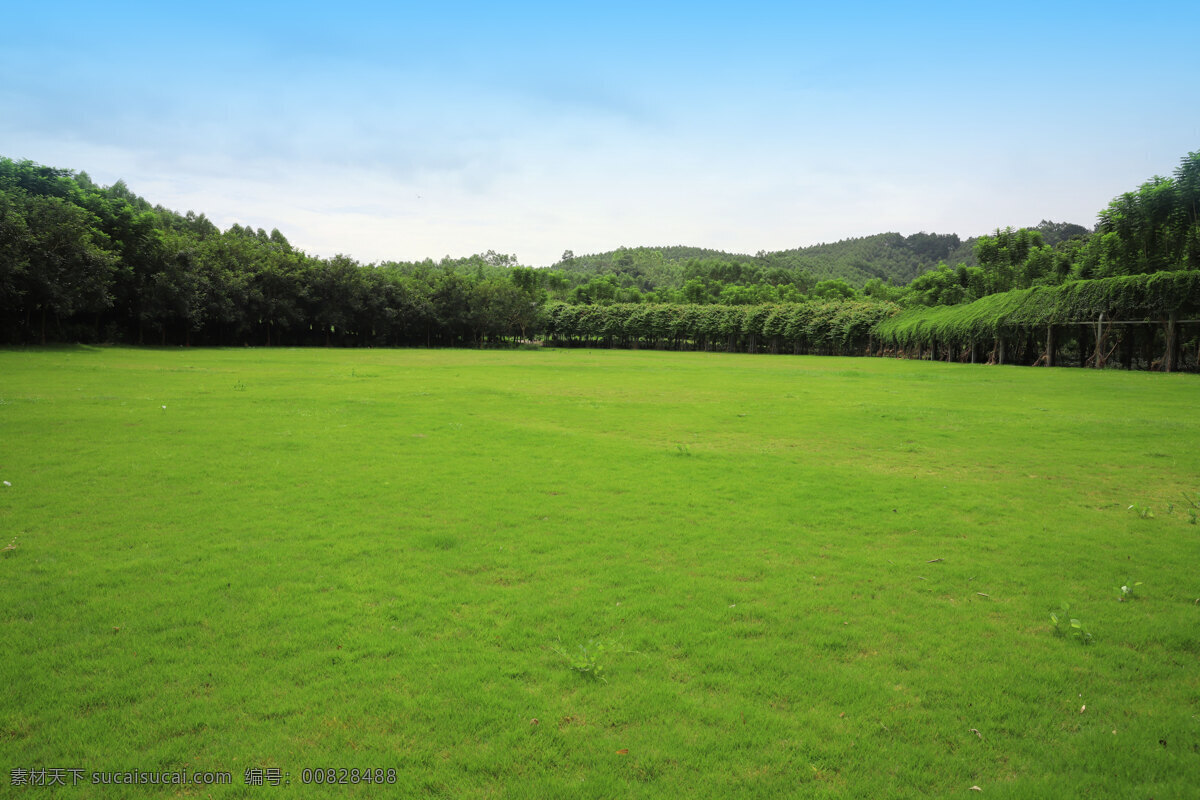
2, 150, 1197, 365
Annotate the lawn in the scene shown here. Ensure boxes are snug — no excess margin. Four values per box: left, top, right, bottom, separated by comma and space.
1, 346, 1197, 798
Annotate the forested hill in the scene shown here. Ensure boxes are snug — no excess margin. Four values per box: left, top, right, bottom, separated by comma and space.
760, 232, 964, 285
553, 236, 955, 287
556, 223, 1091, 289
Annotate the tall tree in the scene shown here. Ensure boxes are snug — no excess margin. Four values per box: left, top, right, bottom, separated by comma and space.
17, 193, 116, 342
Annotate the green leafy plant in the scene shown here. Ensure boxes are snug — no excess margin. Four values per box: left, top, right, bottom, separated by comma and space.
1050, 603, 1093, 644
1116, 580, 1143, 601
674, 443, 692, 457
1183, 492, 1200, 524
1128, 503, 1154, 519
553, 640, 621, 683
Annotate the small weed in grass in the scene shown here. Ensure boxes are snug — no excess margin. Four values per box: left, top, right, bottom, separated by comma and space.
1116, 580, 1143, 601
553, 640, 619, 682
1128, 503, 1154, 519
1183, 492, 1200, 524
1050, 603, 1093, 644
674, 443, 692, 457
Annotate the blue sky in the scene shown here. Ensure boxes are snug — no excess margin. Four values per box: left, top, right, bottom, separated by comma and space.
3, 1, 1198, 266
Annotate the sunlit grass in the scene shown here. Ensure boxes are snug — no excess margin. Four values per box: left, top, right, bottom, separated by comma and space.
1, 346, 1198, 798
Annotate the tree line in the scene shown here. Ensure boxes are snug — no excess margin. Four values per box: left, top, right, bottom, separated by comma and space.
2, 151, 1198, 369
0, 159, 544, 346
544, 300, 896, 355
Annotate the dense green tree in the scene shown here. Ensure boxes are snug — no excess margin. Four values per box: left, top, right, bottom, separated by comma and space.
905, 264, 972, 306
0, 191, 33, 340
862, 277, 904, 303
974, 227, 1044, 293
1033, 220, 1091, 247
13, 192, 116, 342
1082, 153, 1200, 277
810, 279, 857, 300
307, 255, 366, 344
138, 235, 202, 345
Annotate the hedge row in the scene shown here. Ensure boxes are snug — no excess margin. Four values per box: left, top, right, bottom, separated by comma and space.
873, 271, 1200, 349
544, 300, 899, 354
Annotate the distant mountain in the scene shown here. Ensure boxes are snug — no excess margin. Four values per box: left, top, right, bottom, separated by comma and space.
553, 233, 963, 288
554, 245, 748, 274
553, 223, 1091, 288
758, 232, 963, 286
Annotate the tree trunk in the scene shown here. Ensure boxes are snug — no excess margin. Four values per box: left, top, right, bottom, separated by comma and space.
1093, 313, 1111, 368
1163, 312, 1177, 372
1045, 325, 1056, 367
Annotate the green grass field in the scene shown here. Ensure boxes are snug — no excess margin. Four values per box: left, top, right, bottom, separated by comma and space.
1, 346, 1198, 798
